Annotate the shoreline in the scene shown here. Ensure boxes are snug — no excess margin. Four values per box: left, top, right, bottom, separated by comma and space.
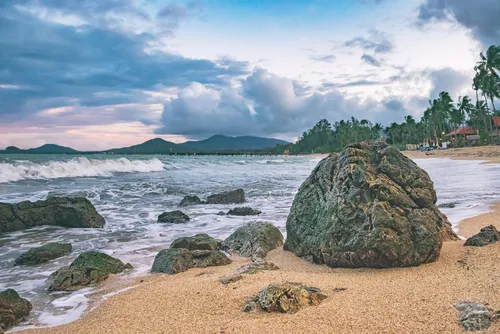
21, 208, 500, 334
403, 146, 500, 164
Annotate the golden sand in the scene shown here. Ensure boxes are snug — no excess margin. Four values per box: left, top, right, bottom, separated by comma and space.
22, 210, 500, 334
404, 145, 500, 164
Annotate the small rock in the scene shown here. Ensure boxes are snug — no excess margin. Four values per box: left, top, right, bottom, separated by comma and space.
206, 189, 245, 205
438, 202, 458, 209
46, 251, 132, 291
243, 282, 327, 313
0, 289, 32, 332
237, 259, 279, 274
217, 211, 226, 216
455, 301, 496, 331
221, 222, 284, 259
464, 225, 499, 247
227, 207, 261, 216
219, 274, 243, 285
158, 210, 190, 224
170, 234, 221, 251
151, 248, 231, 274
179, 195, 203, 207
15, 242, 72, 266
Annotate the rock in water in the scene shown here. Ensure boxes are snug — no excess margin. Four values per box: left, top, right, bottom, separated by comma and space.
243, 282, 327, 313
284, 141, 457, 268
206, 189, 245, 204
0, 197, 105, 233
0, 289, 32, 332
157, 210, 190, 224
455, 301, 497, 331
227, 207, 262, 216
221, 222, 284, 259
464, 225, 499, 247
151, 248, 231, 274
179, 195, 203, 207
15, 243, 72, 266
46, 251, 132, 291
170, 234, 221, 251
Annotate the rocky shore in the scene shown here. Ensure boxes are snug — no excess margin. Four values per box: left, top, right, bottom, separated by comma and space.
2, 142, 499, 333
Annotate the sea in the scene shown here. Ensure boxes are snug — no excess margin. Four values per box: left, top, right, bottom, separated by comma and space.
1, 154, 500, 330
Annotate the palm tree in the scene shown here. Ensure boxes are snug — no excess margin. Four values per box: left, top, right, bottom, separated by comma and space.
478, 45, 500, 80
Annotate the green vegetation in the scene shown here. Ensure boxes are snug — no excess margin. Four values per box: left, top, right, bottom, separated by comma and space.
264, 45, 500, 154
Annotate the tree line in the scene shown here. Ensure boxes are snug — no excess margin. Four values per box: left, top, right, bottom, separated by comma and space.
263, 45, 500, 154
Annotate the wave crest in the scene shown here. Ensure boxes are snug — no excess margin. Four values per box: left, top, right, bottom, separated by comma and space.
0, 157, 165, 183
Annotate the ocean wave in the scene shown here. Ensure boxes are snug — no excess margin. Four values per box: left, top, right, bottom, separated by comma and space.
257, 159, 285, 164
0, 157, 165, 183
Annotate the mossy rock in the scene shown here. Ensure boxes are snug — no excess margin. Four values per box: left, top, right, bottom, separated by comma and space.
151, 248, 231, 274
170, 234, 221, 251
158, 210, 190, 224
46, 251, 132, 291
206, 189, 245, 204
0, 289, 32, 331
15, 243, 72, 266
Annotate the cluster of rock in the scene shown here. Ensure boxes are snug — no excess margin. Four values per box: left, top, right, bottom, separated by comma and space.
179, 189, 245, 207
0, 196, 105, 233
284, 141, 457, 268
151, 222, 284, 276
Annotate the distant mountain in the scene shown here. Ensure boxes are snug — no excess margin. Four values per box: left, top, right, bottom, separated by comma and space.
1, 135, 289, 155
106, 135, 288, 154
106, 138, 178, 154
0, 144, 77, 154
28, 144, 78, 154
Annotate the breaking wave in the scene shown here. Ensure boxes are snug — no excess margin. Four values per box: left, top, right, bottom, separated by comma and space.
0, 157, 165, 183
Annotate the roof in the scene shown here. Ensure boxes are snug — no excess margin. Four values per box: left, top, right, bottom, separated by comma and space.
493, 116, 500, 127
447, 126, 478, 136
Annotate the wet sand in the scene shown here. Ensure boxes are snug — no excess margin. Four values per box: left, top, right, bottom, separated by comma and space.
404, 145, 500, 163
22, 209, 500, 334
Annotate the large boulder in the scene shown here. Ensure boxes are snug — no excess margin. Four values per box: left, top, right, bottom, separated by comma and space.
179, 195, 203, 207
221, 222, 284, 259
46, 251, 132, 291
0, 289, 32, 332
151, 248, 231, 274
206, 189, 245, 205
15, 242, 72, 266
242, 282, 327, 313
157, 210, 190, 224
284, 141, 457, 268
170, 234, 221, 251
0, 197, 105, 233
464, 225, 499, 247
227, 207, 261, 216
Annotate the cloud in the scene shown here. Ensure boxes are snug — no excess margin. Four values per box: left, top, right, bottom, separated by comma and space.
309, 54, 336, 63
418, 0, 500, 46
361, 54, 381, 67
0, 4, 248, 124
343, 31, 394, 54
428, 68, 471, 99
156, 68, 410, 137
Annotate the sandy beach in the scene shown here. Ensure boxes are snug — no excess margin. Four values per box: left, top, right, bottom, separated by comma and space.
404, 145, 500, 163
21, 207, 500, 334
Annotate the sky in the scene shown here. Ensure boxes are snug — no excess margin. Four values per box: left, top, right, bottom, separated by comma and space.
1, 0, 499, 150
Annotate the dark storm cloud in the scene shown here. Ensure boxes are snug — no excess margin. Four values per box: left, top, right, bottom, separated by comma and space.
361, 54, 381, 67
0, 4, 248, 123
156, 69, 409, 138
418, 0, 500, 45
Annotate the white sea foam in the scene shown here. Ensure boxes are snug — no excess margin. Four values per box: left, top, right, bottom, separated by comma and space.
0, 157, 165, 183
